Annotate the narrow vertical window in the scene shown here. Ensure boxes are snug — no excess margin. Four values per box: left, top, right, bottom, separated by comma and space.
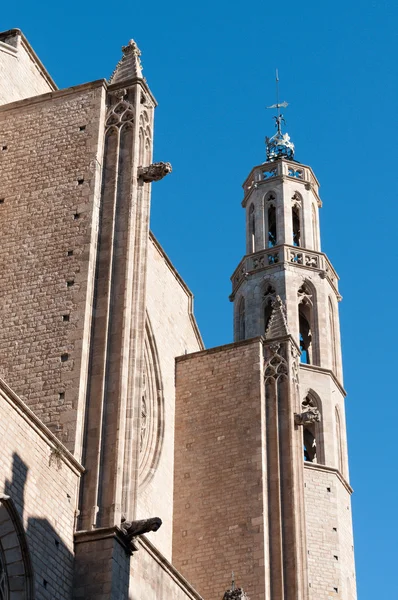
268, 205, 277, 247
298, 283, 317, 365
292, 204, 301, 247
329, 297, 338, 373
302, 396, 317, 462
238, 298, 246, 341
312, 204, 318, 250
335, 407, 344, 474
248, 204, 256, 253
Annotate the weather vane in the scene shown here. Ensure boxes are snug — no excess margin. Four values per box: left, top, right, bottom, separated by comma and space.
266, 69, 289, 134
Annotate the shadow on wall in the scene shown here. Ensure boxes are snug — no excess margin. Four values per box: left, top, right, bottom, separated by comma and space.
2, 452, 74, 600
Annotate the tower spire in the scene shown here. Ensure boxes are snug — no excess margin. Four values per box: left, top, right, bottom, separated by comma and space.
109, 39, 143, 84
265, 69, 294, 161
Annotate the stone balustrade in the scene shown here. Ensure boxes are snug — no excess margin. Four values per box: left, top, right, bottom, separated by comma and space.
230, 245, 339, 297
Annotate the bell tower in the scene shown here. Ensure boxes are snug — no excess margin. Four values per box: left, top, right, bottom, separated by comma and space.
228, 91, 356, 598
174, 81, 357, 600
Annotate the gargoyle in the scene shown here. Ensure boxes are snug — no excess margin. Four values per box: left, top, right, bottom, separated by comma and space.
294, 407, 321, 426
138, 162, 172, 182
120, 516, 162, 542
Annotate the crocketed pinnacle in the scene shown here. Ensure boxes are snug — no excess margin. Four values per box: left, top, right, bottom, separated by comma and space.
264, 295, 289, 340
109, 39, 143, 84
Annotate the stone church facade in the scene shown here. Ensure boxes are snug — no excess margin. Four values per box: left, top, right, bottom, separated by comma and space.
0, 28, 356, 600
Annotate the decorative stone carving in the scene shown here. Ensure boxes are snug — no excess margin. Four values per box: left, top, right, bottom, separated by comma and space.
264, 342, 288, 381
223, 589, 250, 600
138, 162, 172, 182
120, 516, 162, 542
294, 407, 321, 426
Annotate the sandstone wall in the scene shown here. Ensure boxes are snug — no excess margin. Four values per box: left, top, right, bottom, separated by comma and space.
0, 378, 82, 600
173, 339, 266, 600
130, 537, 203, 600
304, 464, 357, 600
0, 82, 106, 454
0, 29, 55, 106
137, 234, 203, 560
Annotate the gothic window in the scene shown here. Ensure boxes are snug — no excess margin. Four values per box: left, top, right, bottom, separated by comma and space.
292, 194, 302, 247
139, 317, 164, 489
335, 407, 344, 474
249, 204, 255, 252
238, 297, 246, 340
0, 543, 8, 600
0, 496, 33, 599
329, 297, 338, 373
312, 204, 319, 250
301, 394, 323, 464
267, 204, 277, 247
263, 284, 276, 333
298, 282, 318, 365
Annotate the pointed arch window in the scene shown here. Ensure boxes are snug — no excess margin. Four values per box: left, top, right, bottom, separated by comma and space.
329, 297, 338, 373
301, 393, 324, 464
312, 203, 318, 250
335, 407, 344, 474
0, 542, 8, 600
267, 204, 277, 248
249, 204, 255, 253
263, 284, 276, 333
238, 298, 246, 341
292, 194, 302, 247
298, 283, 318, 365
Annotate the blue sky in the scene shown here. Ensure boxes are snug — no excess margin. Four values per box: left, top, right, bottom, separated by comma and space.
2, 0, 397, 596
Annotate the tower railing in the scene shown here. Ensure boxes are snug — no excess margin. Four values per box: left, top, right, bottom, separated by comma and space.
230, 244, 339, 299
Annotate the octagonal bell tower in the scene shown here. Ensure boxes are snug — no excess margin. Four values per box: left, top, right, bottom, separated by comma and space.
228, 95, 357, 599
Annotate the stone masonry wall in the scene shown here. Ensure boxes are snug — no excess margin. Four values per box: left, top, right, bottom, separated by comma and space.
0, 83, 106, 454
138, 234, 202, 560
173, 339, 266, 600
0, 379, 82, 600
130, 536, 203, 600
0, 30, 55, 106
304, 464, 357, 600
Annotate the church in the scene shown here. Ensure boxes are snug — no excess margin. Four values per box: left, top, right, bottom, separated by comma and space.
0, 28, 357, 600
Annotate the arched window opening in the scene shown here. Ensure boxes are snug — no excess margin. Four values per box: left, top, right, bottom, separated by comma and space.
312, 204, 318, 250
335, 407, 344, 474
292, 204, 301, 247
329, 297, 338, 373
0, 542, 8, 600
268, 205, 277, 248
238, 298, 246, 341
301, 392, 324, 464
298, 283, 317, 365
301, 396, 318, 463
263, 285, 276, 333
249, 204, 255, 253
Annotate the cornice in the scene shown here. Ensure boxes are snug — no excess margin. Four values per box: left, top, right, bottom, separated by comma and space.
299, 363, 346, 397
304, 462, 353, 494
0, 79, 107, 114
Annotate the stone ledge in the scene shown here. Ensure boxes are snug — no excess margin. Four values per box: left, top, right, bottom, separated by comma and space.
304, 461, 353, 494
0, 377, 84, 475
299, 363, 346, 397
136, 535, 204, 600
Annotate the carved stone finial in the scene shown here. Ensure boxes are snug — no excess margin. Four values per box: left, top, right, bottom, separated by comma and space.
120, 516, 162, 542
264, 295, 289, 340
109, 38, 143, 84
294, 407, 321, 426
138, 162, 172, 182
